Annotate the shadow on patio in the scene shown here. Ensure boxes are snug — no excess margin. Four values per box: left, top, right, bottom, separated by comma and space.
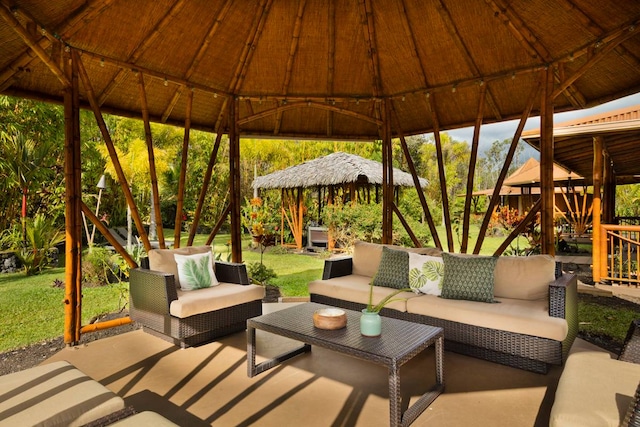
38, 303, 586, 426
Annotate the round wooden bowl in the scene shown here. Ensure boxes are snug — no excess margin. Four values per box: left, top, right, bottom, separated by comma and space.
313, 308, 347, 330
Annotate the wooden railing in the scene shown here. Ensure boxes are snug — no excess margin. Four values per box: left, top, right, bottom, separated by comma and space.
597, 224, 640, 286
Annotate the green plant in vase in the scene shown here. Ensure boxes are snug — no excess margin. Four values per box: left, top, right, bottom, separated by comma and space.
361, 283, 412, 337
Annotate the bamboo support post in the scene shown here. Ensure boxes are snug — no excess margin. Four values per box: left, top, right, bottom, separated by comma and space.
462, 86, 486, 253
189, 131, 224, 246
74, 51, 152, 252
62, 50, 81, 346
540, 67, 555, 255
81, 202, 137, 268
392, 203, 421, 247
493, 199, 541, 256
380, 100, 393, 244
138, 73, 165, 248
80, 316, 132, 334
474, 82, 539, 254
206, 203, 231, 246
297, 187, 304, 250
391, 103, 441, 249
592, 136, 604, 281
173, 89, 193, 248
229, 98, 242, 262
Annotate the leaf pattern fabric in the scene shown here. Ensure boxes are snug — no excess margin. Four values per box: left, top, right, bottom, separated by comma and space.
174, 252, 219, 291
408, 253, 444, 295
440, 252, 498, 303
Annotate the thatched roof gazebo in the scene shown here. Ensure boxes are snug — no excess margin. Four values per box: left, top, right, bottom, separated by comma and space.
253, 152, 428, 190
2, 1, 640, 344
252, 152, 428, 249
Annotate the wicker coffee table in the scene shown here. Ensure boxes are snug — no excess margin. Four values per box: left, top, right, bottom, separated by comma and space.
247, 302, 444, 427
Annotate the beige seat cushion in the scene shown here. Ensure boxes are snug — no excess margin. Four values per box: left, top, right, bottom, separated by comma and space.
308, 275, 419, 312
170, 283, 265, 318
550, 351, 640, 427
148, 245, 212, 289
351, 241, 442, 278
0, 360, 125, 427
493, 255, 556, 300
406, 293, 568, 341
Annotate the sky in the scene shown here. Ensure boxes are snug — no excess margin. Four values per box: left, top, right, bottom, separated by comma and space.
446, 91, 640, 157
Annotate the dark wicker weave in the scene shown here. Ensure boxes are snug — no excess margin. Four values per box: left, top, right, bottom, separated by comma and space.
247, 302, 443, 427
80, 406, 136, 427
619, 320, 640, 426
129, 261, 261, 348
311, 259, 578, 374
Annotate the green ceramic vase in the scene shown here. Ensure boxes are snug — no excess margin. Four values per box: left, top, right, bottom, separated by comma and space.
360, 309, 382, 337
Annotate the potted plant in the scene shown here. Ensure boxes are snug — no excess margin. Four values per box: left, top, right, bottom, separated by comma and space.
361, 283, 412, 337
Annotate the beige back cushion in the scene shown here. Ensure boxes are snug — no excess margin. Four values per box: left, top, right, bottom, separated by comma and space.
148, 245, 212, 288
351, 241, 442, 277
493, 255, 556, 300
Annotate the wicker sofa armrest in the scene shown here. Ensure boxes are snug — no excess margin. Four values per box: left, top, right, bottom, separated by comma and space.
129, 268, 178, 314
619, 319, 640, 364
215, 261, 250, 285
322, 257, 353, 280
548, 270, 577, 320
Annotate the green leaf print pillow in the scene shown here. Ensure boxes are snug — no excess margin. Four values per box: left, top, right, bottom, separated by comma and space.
174, 251, 219, 291
408, 252, 444, 295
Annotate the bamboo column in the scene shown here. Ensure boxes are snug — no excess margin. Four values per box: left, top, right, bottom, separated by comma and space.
173, 89, 193, 248
229, 98, 242, 262
462, 86, 486, 253
188, 131, 224, 246
540, 67, 555, 255
138, 73, 165, 248
390, 104, 441, 249
297, 187, 304, 250
381, 100, 393, 244
74, 52, 151, 253
603, 150, 615, 224
62, 50, 82, 346
592, 136, 604, 282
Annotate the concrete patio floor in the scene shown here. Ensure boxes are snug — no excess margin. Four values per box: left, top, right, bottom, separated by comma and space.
43, 303, 596, 426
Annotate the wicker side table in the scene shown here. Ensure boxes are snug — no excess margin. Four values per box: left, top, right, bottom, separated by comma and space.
247, 302, 444, 427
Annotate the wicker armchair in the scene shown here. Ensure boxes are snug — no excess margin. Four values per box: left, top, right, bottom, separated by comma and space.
130, 260, 263, 348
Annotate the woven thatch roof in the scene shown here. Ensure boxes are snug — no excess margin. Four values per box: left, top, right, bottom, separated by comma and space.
2, 1, 640, 140
252, 152, 427, 189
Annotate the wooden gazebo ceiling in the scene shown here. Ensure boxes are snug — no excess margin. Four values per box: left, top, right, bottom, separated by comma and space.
1, 0, 640, 140
523, 106, 640, 184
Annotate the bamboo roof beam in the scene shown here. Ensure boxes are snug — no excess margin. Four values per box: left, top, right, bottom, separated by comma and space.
560, 0, 640, 74
436, 0, 501, 120
173, 89, 193, 248
326, 0, 335, 137
138, 73, 166, 248
206, 202, 231, 247
461, 85, 486, 253
81, 202, 136, 268
74, 51, 152, 253
426, 94, 454, 252
0, 3, 70, 90
552, 26, 640, 99
473, 81, 540, 254
358, 0, 383, 98
229, 0, 274, 95
485, 0, 586, 108
96, 0, 186, 105
161, 0, 233, 123
238, 101, 382, 126
0, 0, 114, 90
274, 0, 307, 136
98, 67, 130, 107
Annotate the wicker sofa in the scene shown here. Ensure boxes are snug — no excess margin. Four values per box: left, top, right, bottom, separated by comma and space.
309, 241, 578, 374
130, 245, 264, 348
550, 320, 640, 426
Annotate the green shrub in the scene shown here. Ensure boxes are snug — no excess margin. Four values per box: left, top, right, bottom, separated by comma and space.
82, 247, 124, 286
0, 214, 64, 275
248, 262, 277, 285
